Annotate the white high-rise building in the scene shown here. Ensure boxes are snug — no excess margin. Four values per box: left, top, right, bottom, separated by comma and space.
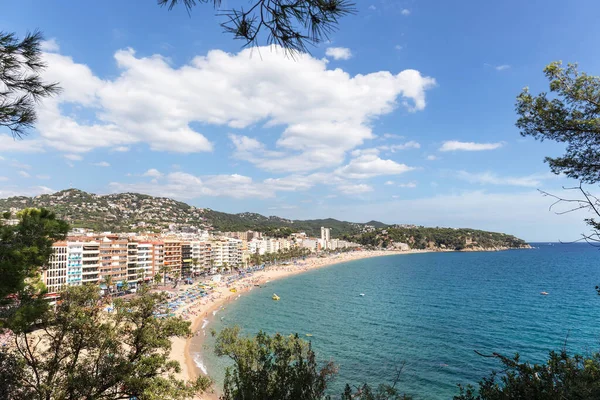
136, 242, 154, 282
321, 227, 331, 242
211, 238, 242, 267
81, 241, 100, 284
320, 227, 331, 249
44, 242, 68, 294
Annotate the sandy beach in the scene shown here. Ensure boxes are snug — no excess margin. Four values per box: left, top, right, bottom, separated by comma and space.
167, 249, 430, 399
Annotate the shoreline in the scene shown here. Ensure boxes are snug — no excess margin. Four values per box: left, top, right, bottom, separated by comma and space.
169, 249, 431, 399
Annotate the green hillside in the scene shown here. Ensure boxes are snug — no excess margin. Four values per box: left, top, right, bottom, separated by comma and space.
0, 189, 384, 237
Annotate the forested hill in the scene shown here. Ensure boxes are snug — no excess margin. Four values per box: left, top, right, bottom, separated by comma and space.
344, 226, 530, 251
0, 189, 384, 237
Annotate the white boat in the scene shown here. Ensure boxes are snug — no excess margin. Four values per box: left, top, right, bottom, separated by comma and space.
359, 293, 365, 297
540, 291, 549, 295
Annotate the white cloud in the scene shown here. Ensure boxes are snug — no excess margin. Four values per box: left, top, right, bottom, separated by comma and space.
401, 9, 411, 15
325, 47, 353, 60
379, 140, 421, 152
426, 155, 438, 160
350, 148, 381, 157
382, 133, 403, 140
112, 146, 130, 152
456, 171, 554, 187
36, 175, 51, 180
34, 46, 434, 172
111, 170, 346, 200
0, 176, 8, 182
40, 39, 60, 52
0, 186, 54, 198
92, 161, 111, 167
395, 45, 403, 51
336, 153, 414, 179
64, 154, 83, 161
398, 182, 417, 188
113, 167, 384, 200
337, 183, 373, 194
0, 135, 45, 153
485, 63, 511, 71
18, 171, 31, 178
439, 141, 504, 152
142, 168, 164, 179
369, 5, 376, 10
11, 161, 32, 170
385, 180, 395, 185
111, 172, 277, 199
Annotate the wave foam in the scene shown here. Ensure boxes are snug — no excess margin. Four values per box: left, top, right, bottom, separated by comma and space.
193, 352, 208, 375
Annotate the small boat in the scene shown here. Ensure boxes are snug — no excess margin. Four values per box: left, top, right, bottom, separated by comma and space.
305, 334, 313, 337
229, 288, 237, 293
359, 293, 365, 297
540, 291, 549, 295
272, 293, 280, 301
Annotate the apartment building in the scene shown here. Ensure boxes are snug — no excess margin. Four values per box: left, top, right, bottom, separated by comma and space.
81, 241, 100, 284
320, 227, 331, 249
44, 242, 68, 294
190, 241, 212, 275
211, 238, 242, 267
126, 241, 138, 285
164, 240, 182, 277
152, 241, 164, 276
99, 238, 128, 285
66, 242, 83, 287
137, 242, 155, 282
248, 238, 293, 255
181, 243, 192, 277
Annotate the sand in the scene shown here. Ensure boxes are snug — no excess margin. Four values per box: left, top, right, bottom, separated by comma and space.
167, 249, 431, 399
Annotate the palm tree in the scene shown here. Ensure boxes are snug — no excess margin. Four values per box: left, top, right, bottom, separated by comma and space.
191, 258, 200, 278
158, 264, 170, 286
102, 275, 114, 302
102, 275, 113, 293
153, 272, 162, 287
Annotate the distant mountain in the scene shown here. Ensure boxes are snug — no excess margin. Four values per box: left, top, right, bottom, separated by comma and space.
0, 189, 386, 237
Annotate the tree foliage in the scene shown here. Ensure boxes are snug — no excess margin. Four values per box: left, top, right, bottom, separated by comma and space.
516, 61, 600, 184
159, 0, 356, 53
0, 208, 68, 302
516, 62, 600, 242
2, 284, 210, 400
454, 351, 600, 400
213, 326, 411, 400
348, 226, 527, 251
0, 31, 60, 138
214, 326, 337, 399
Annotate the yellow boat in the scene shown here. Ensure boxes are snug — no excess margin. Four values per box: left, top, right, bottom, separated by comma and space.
272, 293, 280, 301
229, 288, 237, 293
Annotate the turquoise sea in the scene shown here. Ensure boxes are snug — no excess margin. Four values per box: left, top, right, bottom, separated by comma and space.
190, 244, 600, 399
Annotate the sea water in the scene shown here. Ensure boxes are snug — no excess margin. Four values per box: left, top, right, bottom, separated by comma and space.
190, 244, 600, 399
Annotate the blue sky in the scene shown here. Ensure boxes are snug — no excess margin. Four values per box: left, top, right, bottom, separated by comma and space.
1, 0, 599, 241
